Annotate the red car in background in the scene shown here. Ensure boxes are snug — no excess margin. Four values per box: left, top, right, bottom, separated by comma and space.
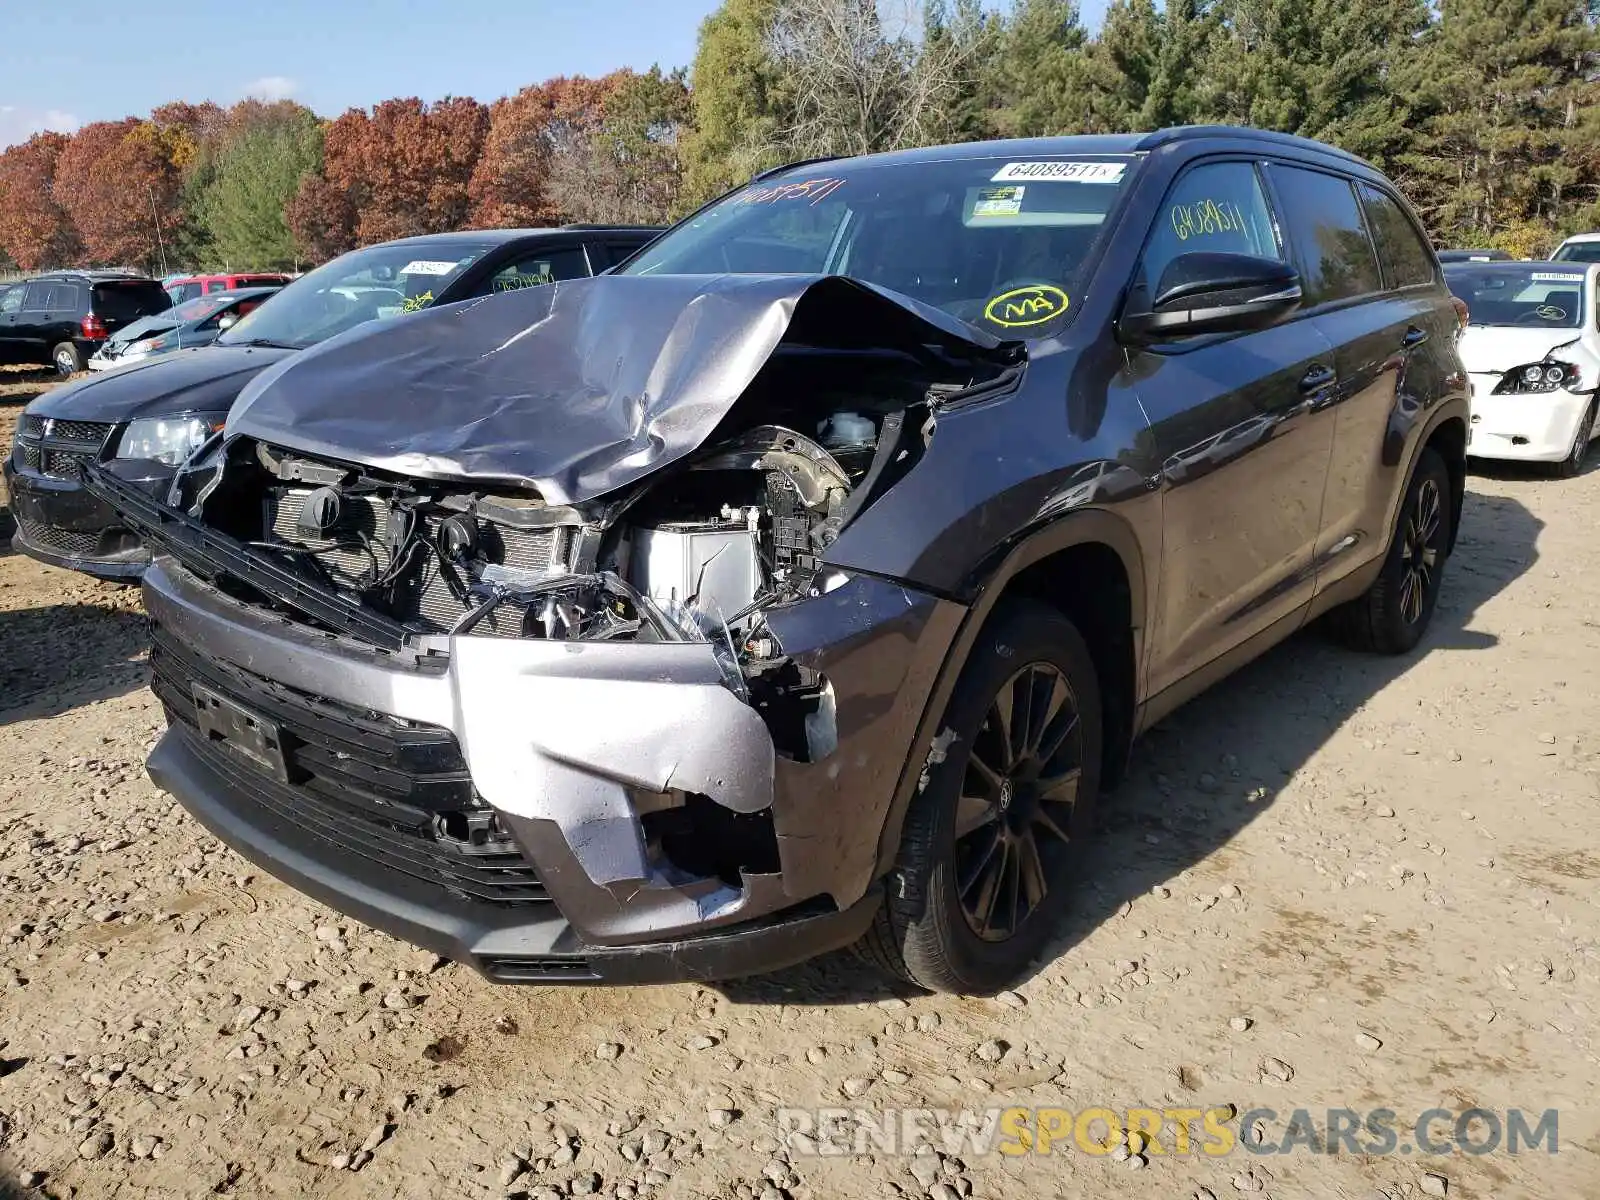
164, 272, 291, 304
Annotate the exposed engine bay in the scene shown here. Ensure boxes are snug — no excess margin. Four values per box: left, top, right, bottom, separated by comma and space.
159, 339, 1012, 760
91, 275, 1022, 766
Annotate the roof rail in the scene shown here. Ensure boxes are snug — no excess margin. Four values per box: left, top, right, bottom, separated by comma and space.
749, 155, 844, 183
1135, 125, 1368, 165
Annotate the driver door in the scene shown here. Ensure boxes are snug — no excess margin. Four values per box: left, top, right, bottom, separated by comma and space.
1128, 159, 1339, 699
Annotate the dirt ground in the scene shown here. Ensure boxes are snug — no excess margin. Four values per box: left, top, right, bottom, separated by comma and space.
0, 364, 1597, 1199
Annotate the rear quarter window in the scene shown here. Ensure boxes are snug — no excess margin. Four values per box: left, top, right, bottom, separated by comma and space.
93, 282, 172, 319
1358, 184, 1436, 290
1269, 165, 1383, 305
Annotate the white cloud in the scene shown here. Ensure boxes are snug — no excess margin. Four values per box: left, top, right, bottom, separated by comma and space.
0, 105, 82, 150
242, 76, 299, 102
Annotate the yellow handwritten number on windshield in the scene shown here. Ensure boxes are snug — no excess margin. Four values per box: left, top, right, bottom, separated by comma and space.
984, 285, 1069, 328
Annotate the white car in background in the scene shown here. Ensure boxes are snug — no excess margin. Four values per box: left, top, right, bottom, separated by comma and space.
1444, 261, 1600, 476
1552, 232, 1600, 264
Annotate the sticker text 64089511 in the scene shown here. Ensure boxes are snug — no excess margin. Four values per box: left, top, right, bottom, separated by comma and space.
991, 161, 1127, 185
1169, 198, 1249, 243
735, 177, 847, 206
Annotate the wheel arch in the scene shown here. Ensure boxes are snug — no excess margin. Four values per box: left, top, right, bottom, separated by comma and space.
873, 508, 1147, 877
1419, 406, 1467, 555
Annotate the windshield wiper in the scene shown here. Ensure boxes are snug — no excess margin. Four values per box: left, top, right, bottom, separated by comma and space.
222, 337, 303, 351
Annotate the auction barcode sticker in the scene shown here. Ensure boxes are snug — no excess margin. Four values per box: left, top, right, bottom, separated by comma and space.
1532, 272, 1586, 283
992, 160, 1127, 184
400, 260, 461, 276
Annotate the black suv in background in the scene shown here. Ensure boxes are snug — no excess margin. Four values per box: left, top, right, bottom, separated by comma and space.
0, 271, 172, 375
89, 128, 1471, 993
7, 225, 660, 579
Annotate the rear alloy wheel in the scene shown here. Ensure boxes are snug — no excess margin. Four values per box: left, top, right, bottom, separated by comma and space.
1554, 399, 1596, 479
1329, 446, 1452, 655
52, 342, 83, 377
858, 601, 1102, 994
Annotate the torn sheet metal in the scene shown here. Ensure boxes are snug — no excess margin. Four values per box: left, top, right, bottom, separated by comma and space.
226, 273, 1009, 506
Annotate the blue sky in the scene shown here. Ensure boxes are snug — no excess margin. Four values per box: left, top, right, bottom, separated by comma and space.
0, 0, 1111, 150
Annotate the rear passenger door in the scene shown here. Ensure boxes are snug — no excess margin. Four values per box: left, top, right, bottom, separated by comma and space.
12, 282, 55, 357
0, 285, 22, 358
1130, 159, 1340, 699
1266, 165, 1452, 591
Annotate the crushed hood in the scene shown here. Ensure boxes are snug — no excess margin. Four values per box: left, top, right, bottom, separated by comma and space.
226, 273, 1010, 505
1457, 326, 1591, 376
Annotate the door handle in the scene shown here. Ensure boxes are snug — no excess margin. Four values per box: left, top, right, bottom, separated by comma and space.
1401, 325, 1429, 349
1299, 364, 1337, 393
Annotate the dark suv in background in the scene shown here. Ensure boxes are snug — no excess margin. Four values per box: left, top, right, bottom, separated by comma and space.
89, 128, 1470, 993
6, 225, 659, 578
0, 271, 172, 375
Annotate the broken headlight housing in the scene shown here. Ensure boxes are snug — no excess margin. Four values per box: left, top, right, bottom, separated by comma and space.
1493, 361, 1579, 395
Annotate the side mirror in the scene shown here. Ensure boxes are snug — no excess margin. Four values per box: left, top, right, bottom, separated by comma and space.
1120, 252, 1302, 343
217, 313, 239, 331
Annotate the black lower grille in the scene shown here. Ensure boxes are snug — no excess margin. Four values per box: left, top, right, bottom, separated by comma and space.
149, 624, 549, 907
20, 444, 40, 471
42, 448, 94, 480
16, 518, 99, 556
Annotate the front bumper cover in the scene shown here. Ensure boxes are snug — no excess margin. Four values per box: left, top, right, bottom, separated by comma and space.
1467, 376, 1594, 462
140, 553, 961, 980
4, 458, 161, 578
148, 723, 881, 984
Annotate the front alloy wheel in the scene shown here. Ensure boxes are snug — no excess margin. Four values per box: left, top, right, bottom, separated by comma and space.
859, 600, 1103, 994
1556, 400, 1596, 478
955, 663, 1083, 942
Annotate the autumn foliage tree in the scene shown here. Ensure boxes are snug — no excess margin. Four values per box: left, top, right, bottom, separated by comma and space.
468, 75, 621, 227
0, 132, 79, 269
52, 120, 184, 270
287, 97, 488, 254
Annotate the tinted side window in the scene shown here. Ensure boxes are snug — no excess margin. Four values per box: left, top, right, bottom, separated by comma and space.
481, 246, 591, 296
46, 283, 83, 310
1358, 184, 1435, 290
20, 283, 51, 310
1270, 165, 1382, 305
1139, 161, 1282, 296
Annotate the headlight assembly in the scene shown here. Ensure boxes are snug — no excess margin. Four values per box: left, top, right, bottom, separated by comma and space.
1495, 361, 1580, 394
127, 335, 175, 357
116, 415, 225, 466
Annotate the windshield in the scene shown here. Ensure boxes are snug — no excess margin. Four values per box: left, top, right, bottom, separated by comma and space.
217, 240, 493, 350
1554, 241, 1600, 264
619, 155, 1138, 333
1446, 266, 1587, 329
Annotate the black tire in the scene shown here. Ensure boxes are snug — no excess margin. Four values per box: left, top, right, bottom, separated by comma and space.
52, 342, 83, 377
858, 600, 1103, 994
1330, 447, 1452, 655
1552, 399, 1596, 479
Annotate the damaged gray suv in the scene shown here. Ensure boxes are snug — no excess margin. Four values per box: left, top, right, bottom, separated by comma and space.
88, 128, 1469, 993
